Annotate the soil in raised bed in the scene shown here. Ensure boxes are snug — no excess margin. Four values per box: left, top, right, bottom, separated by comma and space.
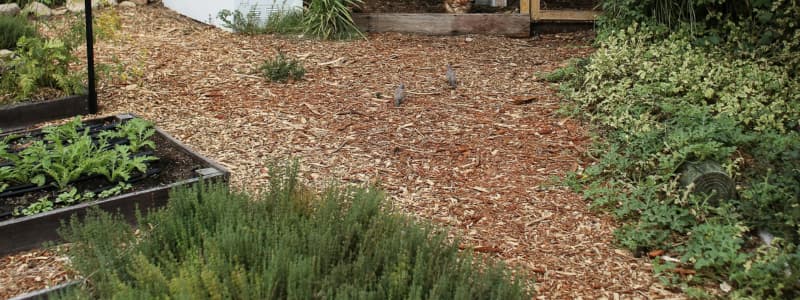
0, 130, 206, 221
0, 87, 72, 107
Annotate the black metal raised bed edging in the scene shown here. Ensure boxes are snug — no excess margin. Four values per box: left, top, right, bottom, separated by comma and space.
0, 113, 230, 256
9, 281, 78, 300
0, 95, 90, 132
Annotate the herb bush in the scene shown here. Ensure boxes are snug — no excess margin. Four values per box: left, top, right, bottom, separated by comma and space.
553, 1, 800, 297
56, 164, 531, 299
0, 15, 37, 50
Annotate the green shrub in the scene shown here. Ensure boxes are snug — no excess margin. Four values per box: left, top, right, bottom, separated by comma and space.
597, 0, 800, 75
57, 164, 531, 299
259, 51, 305, 82
0, 36, 84, 102
729, 240, 800, 299
303, 0, 364, 40
0, 15, 37, 50
559, 23, 800, 297
218, 8, 304, 35
218, 2, 362, 40
0, 0, 68, 6
218, 8, 266, 35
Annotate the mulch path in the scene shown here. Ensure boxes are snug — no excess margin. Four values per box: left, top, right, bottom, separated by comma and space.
1, 5, 684, 299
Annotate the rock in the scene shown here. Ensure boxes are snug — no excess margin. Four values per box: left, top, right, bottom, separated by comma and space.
52, 7, 68, 15
0, 49, 14, 59
66, 0, 103, 12
23, 2, 52, 17
131, 0, 147, 5
119, 1, 136, 8
0, 3, 21, 16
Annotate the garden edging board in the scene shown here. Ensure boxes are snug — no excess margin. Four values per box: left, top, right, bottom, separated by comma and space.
0, 95, 90, 132
352, 13, 531, 38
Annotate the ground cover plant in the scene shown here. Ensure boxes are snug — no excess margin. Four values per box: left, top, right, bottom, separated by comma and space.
0, 117, 158, 219
555, 0, 800, 298
55, 164, 531, 299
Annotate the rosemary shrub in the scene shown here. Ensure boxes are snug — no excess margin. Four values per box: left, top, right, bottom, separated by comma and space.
57, 164, 531, 299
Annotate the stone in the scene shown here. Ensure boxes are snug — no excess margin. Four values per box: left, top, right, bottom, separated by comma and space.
66, 0, 102, 13
52, 7, 68, 15
119, 1, 136, 8
0, 3, 21, 16
131, 0, 147, 5
0, 49, 14, 59
23, 2, 52, 17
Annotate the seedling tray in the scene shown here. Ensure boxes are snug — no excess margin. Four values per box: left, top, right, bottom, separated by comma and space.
0, 95, 90, 132
0, 113, 229, 255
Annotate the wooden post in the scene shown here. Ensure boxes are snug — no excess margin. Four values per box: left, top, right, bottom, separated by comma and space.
85, 0, 97, 114
520, 0, 529, 16
527, 0, 600, 22
679, 161, 736, 205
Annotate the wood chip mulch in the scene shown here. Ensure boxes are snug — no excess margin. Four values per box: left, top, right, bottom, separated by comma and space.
1, 5, 685, 299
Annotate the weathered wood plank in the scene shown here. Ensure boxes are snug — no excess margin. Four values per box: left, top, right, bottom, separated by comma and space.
352, 13, 530, 38
534, 9, 600, 21
520, 0, 530, 15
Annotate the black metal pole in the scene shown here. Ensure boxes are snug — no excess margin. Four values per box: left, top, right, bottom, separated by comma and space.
85, 1, 98, 114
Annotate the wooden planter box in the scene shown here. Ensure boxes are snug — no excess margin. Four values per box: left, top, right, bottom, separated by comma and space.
0, 95, 90, 132
0, 114, 229, 255
352, 13, 531, 37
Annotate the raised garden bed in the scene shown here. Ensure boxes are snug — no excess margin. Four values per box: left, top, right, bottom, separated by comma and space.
352, 13, 531, 37
0, 95, 90, 132
0, 113, 229, 255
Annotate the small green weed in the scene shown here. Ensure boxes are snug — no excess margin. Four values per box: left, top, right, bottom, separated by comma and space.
94, 9, 122, 40
259, 51, 305, 82
14, 196, 54, 216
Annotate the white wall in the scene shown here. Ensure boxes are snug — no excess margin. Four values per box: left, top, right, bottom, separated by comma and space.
163, 0, 302, 30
